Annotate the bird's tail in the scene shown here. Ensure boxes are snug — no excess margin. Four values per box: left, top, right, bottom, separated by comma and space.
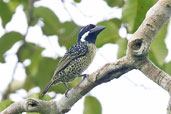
41, 81, 54, 97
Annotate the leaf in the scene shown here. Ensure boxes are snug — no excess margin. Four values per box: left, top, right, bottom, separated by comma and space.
104, 0, 124, 7
27, 93, 40, 99
27, 93, 51, 101
84, 96, 102, 114
0, 32, 23, 62
96, 19, 121, 47
34, 7, 61, 35
0, 99, 13, 112
163, 62, 171, 75
122, 0, 157, 33
149, 23, 168, 67
23, 56, 65, 94
7, 0, 22, 12
17, 42, 43, 62
17, 42, 44, 90
58, 22, 79, 49
41, 94, 52, 101
35, 57, 59, 90
69, 77, 82, 87
34, 7, 79, 49
35, 57, 67, 94
116, 38, 128, 58
23, 76, 35, 91
74, 0, 81, 3
0, 1, 13, 27
8, 0, 30, 11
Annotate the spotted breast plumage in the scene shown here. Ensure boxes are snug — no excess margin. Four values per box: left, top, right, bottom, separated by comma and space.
41, 24, 105, 97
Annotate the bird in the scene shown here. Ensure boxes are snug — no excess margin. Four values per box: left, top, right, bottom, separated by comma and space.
41, 24, 106, 97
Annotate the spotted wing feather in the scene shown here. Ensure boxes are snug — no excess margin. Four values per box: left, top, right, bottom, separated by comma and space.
53, 42, 88, 76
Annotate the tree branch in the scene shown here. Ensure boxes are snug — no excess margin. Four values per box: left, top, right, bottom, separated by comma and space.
1, 57, 134, 114
126, 0, 171, 92
137, 58, 171, 92
1, 0, 171, 113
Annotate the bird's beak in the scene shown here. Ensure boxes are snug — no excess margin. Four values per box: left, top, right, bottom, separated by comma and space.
90, 25, 106, 34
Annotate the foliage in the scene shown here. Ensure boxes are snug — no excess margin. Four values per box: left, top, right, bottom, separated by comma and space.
122, 0, 157, 33
0, 32, 23, 62
83, 96, 102, 114
0, 0, 170, 113
0, 100, 13, 112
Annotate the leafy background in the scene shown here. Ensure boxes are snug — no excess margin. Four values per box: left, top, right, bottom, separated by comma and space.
0, 0, 170, 114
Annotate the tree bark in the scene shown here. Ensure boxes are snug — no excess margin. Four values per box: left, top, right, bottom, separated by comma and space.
1, 0, 171, 113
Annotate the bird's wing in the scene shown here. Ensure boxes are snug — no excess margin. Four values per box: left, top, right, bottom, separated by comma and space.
53, 42, 88, 75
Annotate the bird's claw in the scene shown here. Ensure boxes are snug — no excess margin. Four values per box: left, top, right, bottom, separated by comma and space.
65, 88, 70, 97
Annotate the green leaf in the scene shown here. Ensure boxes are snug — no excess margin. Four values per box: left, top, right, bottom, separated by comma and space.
27, 93, 40, 99
34, 6, 79, 49
149, 23, 168, 67
27, 93, 51, 101
116, 38, 128, 58
23, 76, 35, 91
20, 0, 29, 11
8, 0, 30, 11
35, 57, 67, 94
163, 62, 171, 75
104, 0, 124, 7
58, 22, 79, 49
23, 56, 66, 94
0, 99, 13, 112
122, 0, 157, 33
84, 96, 102, 114
41, 94, 52, 101
0, 1, 13, 27
17, 43, 43, 62
35, 57, 59, 90
69, 77, 82, 87
33, 6, 60, 35
0, 32, 23, 62
96, 19, 121, 47
7, 0, 20, 12
17, 42, 44, 90
74, 0, 81, 3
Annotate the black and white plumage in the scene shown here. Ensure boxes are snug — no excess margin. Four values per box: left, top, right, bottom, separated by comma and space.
41, 24, 105, 96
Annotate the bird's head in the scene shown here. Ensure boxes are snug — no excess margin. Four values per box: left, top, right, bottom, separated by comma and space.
78, 24, 106, 43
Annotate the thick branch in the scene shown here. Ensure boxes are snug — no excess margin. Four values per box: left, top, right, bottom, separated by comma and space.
126, 0, 171, 92
125, 0, 171, 112
1, 57, 134, 114
127, 0, 171, 58
137, 58, 171, 92
1, 99, 56, 114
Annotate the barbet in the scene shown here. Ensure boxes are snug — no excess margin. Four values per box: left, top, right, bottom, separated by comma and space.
41, 24, 105, 96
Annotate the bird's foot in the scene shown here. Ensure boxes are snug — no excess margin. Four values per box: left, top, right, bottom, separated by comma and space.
79, 74, 89, 80
65, 88, 71, 97
63, 82, 70, 97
